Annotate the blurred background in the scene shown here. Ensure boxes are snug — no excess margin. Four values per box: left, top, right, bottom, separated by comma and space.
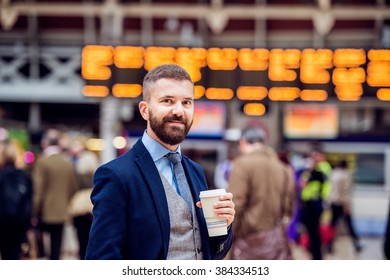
0, 0, 389, 259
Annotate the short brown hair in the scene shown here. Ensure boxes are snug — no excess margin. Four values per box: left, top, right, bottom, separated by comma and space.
142, 64, 192, 101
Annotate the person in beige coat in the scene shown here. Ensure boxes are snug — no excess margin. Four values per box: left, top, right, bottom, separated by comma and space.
327, 159, 362, 253
227, 126, 295, 259
32, 129, 78, 259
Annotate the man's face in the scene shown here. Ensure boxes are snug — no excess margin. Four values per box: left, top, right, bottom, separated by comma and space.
148, 108, 192, 145
139, 78, 194, 148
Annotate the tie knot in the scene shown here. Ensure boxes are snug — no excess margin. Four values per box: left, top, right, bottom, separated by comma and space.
166, 152, 181, 164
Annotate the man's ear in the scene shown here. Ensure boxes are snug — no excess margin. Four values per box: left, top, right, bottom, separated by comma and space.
139, 101, 149, 120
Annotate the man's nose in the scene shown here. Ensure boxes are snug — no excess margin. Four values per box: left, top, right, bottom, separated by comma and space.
171, 102, 184, 116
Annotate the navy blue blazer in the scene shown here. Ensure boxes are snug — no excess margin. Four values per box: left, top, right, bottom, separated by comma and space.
85, 139, 233, 260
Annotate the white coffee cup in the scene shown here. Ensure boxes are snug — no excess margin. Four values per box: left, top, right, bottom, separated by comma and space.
199, 189, 228, 237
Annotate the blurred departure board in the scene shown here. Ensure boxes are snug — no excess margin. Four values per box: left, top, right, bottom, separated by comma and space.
81, 46, 390, 102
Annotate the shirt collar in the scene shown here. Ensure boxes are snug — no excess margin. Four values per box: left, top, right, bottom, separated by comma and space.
141, 130, 181, 162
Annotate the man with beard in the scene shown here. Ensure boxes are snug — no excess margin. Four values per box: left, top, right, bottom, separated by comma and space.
85, 64, 235, 260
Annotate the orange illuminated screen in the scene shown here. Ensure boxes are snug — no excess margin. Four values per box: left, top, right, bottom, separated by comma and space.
243, 103, 266, 116
81, 46, 390, 102
283, 104, 339, 139
188, 102, 226, 138
205, 88, 234, 100
300, 49, 332, 84
82, 45, 113, 80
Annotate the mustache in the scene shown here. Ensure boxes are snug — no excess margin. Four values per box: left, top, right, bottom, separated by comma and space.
163, 115, 186, 124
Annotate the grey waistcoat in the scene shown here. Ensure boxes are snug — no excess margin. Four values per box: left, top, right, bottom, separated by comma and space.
160, 174, 203, 260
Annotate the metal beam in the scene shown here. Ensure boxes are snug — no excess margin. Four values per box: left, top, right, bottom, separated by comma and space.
4, 3, 390, 20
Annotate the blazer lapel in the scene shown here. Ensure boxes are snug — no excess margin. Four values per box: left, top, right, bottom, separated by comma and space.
132, 140, 170, 258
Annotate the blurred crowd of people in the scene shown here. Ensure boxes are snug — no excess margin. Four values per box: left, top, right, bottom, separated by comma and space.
1, 124, 390, 260
213, 129, 389, 260
0, 128, 99, 260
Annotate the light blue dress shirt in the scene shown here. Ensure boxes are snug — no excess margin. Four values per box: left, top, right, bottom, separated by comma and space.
141, 130, 181, 192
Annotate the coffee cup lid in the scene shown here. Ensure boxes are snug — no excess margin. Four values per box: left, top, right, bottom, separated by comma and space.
199, 189, 226, 198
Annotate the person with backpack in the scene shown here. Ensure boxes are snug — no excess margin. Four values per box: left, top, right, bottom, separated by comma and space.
0, 141, 33, 260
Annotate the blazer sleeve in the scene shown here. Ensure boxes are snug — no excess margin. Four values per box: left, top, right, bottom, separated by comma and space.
208, 225, 234, 260
189, 159, 233, 260
85, 165, 129, 259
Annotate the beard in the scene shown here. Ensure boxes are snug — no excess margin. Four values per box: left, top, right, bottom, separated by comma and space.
149, 110, 193, 145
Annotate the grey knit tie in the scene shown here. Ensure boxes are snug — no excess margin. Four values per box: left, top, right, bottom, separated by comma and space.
166, 152, 193, 216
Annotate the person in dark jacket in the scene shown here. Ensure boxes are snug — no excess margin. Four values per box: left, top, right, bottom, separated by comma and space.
0, 141, 33, 260
384, 196, 390, 260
